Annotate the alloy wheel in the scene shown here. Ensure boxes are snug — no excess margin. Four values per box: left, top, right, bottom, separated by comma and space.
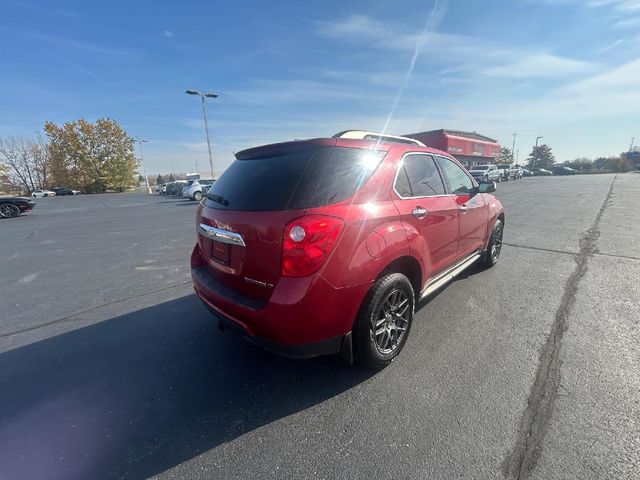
373, 289, 410, 355
492, 223, 503, 262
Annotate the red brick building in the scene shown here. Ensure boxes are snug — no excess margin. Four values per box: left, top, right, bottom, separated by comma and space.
404, 129, 501, 168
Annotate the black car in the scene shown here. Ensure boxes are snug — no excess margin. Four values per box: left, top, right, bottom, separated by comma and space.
0, 197, 36, 218
552, 166, 577, 175
51, 187, 80, 195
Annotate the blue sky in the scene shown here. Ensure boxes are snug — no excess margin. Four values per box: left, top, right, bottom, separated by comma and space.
1, 0, 639, 175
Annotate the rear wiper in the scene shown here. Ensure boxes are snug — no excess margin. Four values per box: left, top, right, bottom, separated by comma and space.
205, 192, 230, 206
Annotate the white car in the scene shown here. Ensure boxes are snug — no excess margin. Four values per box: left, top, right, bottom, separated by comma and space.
182, 179, 215, 201
31, 190, 57, 198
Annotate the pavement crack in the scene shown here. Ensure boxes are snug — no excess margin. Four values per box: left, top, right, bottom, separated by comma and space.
0, 280, 192, 339
503, 175, 617, 480
503, 242, 640, 262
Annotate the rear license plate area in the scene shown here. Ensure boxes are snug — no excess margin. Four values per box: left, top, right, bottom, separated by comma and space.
211, 240, 231, 265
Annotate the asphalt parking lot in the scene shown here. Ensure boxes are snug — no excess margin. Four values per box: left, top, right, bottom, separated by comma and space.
1, 174, 638, 480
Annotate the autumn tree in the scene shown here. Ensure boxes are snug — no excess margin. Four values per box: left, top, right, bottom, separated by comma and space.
45, 118, 138, 193
527, 144, 555, 169
497, 147, 513, 164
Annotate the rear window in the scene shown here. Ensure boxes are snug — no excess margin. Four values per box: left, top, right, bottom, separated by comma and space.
205, 146, 384, 211
473, 165, 489, 170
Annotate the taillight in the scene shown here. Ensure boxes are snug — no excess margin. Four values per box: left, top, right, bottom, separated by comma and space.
282, 215, 345, 277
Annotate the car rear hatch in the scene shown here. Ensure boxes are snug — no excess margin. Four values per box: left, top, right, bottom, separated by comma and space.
196, 138, 386, 304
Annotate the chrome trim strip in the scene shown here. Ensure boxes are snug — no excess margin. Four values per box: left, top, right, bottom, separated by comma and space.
420, 251, 481, 299
199, 223, 246, 247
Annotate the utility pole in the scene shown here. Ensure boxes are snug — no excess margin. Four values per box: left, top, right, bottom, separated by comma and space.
630, 137, 635, 151
136, 137, 151, 194
511, 133, 517, 164
534, 136, 543, 169
186, 89, 218, 179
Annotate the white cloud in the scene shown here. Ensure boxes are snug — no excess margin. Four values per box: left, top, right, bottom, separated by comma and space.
546, 0, 640, 29
163, 30, 174, 38
315, 15, 595, 80
180, 142, 208, 152
483, 53, 594, 78
597, 39, 625, 52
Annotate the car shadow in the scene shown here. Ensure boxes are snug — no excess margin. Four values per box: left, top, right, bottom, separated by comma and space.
0, 295, 373, 480
415, 262, 485, 311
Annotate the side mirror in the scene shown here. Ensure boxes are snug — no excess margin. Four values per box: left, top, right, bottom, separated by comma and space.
478, 181, 496, 193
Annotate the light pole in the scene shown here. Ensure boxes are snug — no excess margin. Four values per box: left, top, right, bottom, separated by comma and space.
511, 133, 517, 165
136, 137, 151, 194
534, 136, 543, 169
186, 89, 218, 179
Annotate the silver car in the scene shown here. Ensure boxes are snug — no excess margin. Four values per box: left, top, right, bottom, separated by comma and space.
182, 179, 215, 201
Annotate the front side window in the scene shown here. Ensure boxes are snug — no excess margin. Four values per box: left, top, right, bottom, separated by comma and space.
394, 154, 446, 198
435, 157, 474, 195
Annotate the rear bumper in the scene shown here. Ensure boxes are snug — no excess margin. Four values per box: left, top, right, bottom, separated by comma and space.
199, 296, 348, 359
191, 245, 368, 357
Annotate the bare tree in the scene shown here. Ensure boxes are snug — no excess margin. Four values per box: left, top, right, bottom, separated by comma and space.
0, 135, 50, 194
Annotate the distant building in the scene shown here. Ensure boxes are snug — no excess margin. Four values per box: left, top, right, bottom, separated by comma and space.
404, 129, 501, 168
627, 149, 640, 170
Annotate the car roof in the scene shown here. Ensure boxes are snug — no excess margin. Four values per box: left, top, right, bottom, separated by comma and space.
235, 137, 455, 161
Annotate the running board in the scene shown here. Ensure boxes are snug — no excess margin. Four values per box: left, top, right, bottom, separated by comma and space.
420, 252, 481, 300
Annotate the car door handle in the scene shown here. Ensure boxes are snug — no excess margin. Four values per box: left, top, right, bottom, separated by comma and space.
412, 206, 428, 219
458, 205, 469, 213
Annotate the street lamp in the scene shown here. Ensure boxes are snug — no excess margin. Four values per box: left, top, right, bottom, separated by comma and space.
185, 89, 218, 179
534, 136, 543, 169
136, 137, 151, 194
511, 133, 517, 165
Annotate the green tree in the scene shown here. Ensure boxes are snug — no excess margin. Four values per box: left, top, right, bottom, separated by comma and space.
497, 147, 513, 164
45, 118, 138, 193
156, 174, 165, 185
566, 157, 593, 173
527, 144, 555, 169
168, 173, 175, 182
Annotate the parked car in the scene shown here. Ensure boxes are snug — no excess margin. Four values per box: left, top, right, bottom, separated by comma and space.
51, 187, 80, 196
31, 189, 56, 197
183, 179, 216, 201
522, 168, 533, 177
496, 164, 523, 181
552, 166, 577, 175
511, 165, 524, 179
165, 181, 187, 195
0, 197, 36, 218
191, 131, 505, 368
533, 168, 553, 176
468, 164, 501, 182
173, 180, 189, 196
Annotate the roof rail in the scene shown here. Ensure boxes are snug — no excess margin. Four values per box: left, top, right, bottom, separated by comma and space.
333, 130, 426, 147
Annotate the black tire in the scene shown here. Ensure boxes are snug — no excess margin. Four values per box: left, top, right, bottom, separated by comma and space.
354, 273, 415, 369
0, 203, 21, 218
193, 191, 203, 202
482, 219, 504, 268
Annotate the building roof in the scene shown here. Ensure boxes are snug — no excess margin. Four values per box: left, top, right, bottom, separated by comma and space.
406, 129, 498, 144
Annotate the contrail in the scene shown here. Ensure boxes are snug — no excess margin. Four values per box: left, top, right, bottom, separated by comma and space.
378, 0, 448, 139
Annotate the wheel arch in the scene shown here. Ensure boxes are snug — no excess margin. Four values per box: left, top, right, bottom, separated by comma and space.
375, 255, 423, 299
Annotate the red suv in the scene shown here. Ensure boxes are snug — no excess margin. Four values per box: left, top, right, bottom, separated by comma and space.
191, 131, 504, 368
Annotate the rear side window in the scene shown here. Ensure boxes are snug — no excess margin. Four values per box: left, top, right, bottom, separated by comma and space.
394, 154, 446, 197
205, 146, 384, 211
435, 156, 474, 195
